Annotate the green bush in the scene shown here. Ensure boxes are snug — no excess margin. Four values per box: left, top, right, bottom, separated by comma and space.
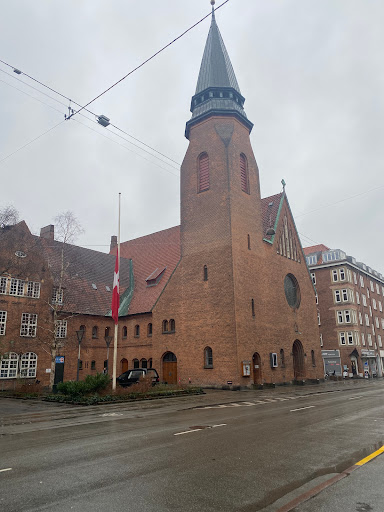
57, 373, 109, 397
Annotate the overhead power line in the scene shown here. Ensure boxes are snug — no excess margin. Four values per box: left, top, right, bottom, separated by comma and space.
67, 0, 230, 119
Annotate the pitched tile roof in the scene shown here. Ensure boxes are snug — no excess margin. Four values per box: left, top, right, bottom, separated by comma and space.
114, 226, 181, 316
39, 238, 131, 316
261, 193, 283, 241
303, 244, 330, 255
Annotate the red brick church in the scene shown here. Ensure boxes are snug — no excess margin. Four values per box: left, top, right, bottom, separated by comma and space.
113, 9, 323, 387
0, 8, 323, 389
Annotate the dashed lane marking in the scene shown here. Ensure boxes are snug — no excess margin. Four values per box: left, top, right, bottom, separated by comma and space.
349, 396, 364, 400
174, 424, 226, 436
290, 406, 315, 412
0, 468, 12, 473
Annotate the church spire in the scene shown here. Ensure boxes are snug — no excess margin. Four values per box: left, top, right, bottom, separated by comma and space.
185, 2, 253, 138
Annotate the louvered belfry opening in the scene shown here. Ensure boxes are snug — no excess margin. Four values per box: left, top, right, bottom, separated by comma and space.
198, 152, 210, 192
240, 153, 249, 194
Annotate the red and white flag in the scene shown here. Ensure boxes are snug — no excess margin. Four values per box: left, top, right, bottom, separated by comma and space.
111, 250, 119, 324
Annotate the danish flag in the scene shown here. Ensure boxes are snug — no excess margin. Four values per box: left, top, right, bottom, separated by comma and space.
111, 251, 119, 325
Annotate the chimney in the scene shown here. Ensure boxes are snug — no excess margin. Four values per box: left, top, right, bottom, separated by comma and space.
40, 225, 55, 240
110, 235, 117, 252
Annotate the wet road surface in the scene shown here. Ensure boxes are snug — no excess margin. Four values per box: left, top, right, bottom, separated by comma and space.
0, 380, 383, 511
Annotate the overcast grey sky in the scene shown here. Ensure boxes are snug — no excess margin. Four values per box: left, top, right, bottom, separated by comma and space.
1, 1, 383, 272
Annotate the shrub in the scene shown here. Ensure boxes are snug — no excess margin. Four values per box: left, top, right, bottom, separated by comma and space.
57, 373, 109, 397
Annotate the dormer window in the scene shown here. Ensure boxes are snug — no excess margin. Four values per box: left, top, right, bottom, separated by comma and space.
146, 267, 166, 287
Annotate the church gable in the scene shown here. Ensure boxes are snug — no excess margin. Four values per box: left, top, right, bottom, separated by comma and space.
262, 193, 302, 264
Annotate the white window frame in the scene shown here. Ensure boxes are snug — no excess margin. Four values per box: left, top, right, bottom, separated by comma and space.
376, 283, 380, 294
0, 352, 19, 379
26, 281, 41, 298
339, 268, 346, 281
362, 333, 365, 346
373, 298, 377, 310
20, 352, 37, 378
353, 272, 357, 284
378, 335, 382, 348
355, 331, 360, 346
317, 312, 321, 325
375, 317, 379, 328
367, 288, 370, 299
0, 311, 7, 335
342, 289, 348, 302
335, 290, 341, 303
310, 272, 316, 285
369, 306, 372, 317
0, 276, 8, 294
10, 278, 25, 296
332, 269, 338, 282
360, 276, 365, 288
320, 333, 323, 347
370, 281, 374, 292
337, 310, 351, 324
365, 313, 370, 327
339, 332, 346, 345
347, 269, 352, 283
55, 320, 67, 339
382, 318, 384, 330
352, 310, 357, 324
356, 292, 360, 304
20, 313, 37, 337
368, 334, 372, 346
359, 311, 363, 325
362, 295, 367, 307
379, 301, 382, 312
52, 287, 63, 304
347, 332, 354, 345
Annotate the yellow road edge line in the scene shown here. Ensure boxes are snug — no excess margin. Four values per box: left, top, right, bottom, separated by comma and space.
355, 446, 384, 466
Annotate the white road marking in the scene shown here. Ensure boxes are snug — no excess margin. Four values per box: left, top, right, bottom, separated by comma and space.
242, 402, 257, 406
100, 413, 123, 417
174, 429, 203, 436
0, 468, 12, 473
349, 396, 364, 400
174, 424, 226, 436
290, 405, 315, 412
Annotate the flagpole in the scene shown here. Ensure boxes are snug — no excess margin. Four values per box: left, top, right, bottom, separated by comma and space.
112, 193, 121, 391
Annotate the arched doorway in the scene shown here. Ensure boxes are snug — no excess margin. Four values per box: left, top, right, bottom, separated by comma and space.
121, 358, 128, 373
292, 340, 305, 380
252, 352, 262, 386
162, 352, 177, 385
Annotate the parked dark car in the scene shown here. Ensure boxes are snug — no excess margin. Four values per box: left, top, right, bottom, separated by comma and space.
116, 368, 159, 387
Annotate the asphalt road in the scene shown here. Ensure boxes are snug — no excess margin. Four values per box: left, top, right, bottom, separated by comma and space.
0, 380, 383, 511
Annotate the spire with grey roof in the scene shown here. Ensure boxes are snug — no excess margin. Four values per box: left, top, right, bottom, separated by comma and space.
185, 8, 253, 138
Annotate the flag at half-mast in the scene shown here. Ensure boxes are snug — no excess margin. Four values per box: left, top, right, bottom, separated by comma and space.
111, 250, 119, 324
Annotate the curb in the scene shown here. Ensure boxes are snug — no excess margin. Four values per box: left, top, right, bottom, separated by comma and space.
276, 446, 384, 512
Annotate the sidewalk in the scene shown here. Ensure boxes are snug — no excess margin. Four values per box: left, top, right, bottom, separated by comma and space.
286, 448, 384, 511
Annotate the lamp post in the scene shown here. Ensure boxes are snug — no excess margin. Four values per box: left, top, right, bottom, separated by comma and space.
76, 329, 85, 381
104, 335, 113, 373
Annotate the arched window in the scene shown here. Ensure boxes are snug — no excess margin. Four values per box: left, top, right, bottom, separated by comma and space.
92, 326, 98, 339
148, 358, 153, 368
203, 265, 208, 281
147, 323, 153, 337
79, 360, 83, 370
122, 326, 127, 339
133, 358, 139, 369
0, 352, 19, 379
204, 347, 213, 368
240, 154, 249, 194
20, 352, 37, 378
169, 319, 175, 332
79, 325, 86, 333
134, 325, 140, 337
251, 299, 255, 317
162, 320, 169, 333
141, 358, 147, 369
105, 327, 110, 338
311, 350, 316, 367
280, 349, 285, 368
198, 152, 210, 192
91, 360, 96, 370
